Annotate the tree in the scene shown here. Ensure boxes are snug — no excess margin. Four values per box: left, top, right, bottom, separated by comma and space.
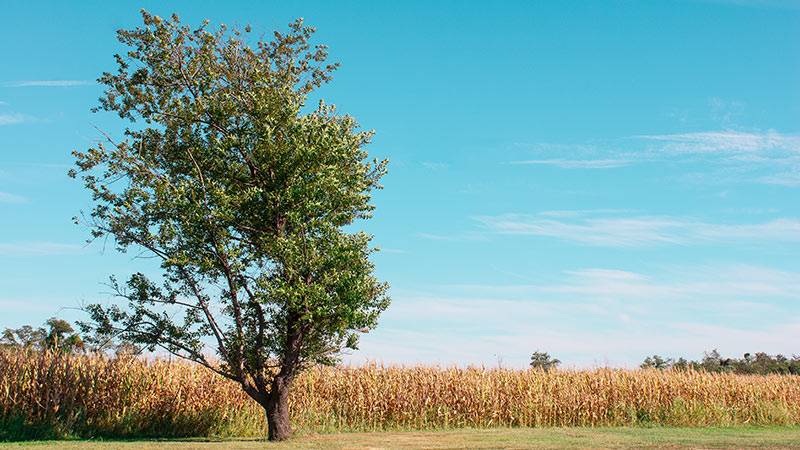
70, 11, 389, 441
1, 318, 84, 352
640, 354, 672, 370
43, 317, 85, 352
80, 323, 142, 356
700, 349, 730, 373
671, 357, 691, 371
637, 350, 800, 375
530, 351, 560, 371
1, 325, 46, 349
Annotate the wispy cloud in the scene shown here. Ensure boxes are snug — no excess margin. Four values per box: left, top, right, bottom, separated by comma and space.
634, 130, 800, 186
474, 213, 800, 247
509, 142, 633, 170
0, 242, 82, 256
2, 80, 93, 88
510, 159, 632, 169
538, 209, 635, 218
416, 231, 490, 242
0, 113, 35, 126
352, 320, 800, 368
550, 265, 800, 300
443, 267, 800, 308
0, 298, 61, 313
0, 191, 28, 204
350, 265, 800, 367
421, 161, 449, 170
708, 98, 745, 126
512, 130, 800, 186
760, 172, 800, 187
636, 130, 800, 154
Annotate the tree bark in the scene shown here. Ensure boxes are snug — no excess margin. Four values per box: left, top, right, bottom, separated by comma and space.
265, 376, 292, 441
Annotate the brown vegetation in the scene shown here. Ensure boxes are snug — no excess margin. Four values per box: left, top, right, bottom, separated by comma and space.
2, 349, 799, 439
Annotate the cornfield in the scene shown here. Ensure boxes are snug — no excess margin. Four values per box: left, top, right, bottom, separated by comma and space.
2, 349, 800, 440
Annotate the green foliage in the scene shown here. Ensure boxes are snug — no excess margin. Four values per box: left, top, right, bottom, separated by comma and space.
0, 318, 84, 353
529, 351, 560, 371
1, 325, 45, 349
69, 9, 389, 426
640, 350, 800, 375
641, 354, 672, 370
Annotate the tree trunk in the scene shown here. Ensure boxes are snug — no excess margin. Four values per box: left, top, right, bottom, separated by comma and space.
265, 377, 291, 441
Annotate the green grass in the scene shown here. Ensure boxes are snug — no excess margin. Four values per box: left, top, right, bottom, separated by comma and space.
2, 427, 799, 449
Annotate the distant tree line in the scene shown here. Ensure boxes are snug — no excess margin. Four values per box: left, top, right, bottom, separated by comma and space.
1, 317, 138, 355
528, 350, 800, 375
641, 349, 800, 375
5, 326, 798, 377
1, 317, 83, 353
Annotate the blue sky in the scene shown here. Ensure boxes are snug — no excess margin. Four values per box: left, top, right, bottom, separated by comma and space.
1, 0, 799, 367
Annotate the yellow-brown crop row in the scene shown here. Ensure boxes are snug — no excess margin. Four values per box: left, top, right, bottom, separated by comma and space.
2, 349, 798, 438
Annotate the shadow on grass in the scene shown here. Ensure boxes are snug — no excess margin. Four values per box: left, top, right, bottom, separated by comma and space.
0, 416, 267, 443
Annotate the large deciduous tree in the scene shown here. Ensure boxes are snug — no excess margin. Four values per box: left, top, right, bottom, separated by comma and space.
70, 11, 389, 441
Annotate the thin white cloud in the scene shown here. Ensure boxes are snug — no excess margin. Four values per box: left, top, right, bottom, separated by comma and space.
0, 242, 82, 256
537, 210, 583, 218
550, 265, 800, 300
3, 80, 93, 87
445, 265, 800, 303
513, 130, 800, 186
759, 171, 800, 187
635, 130, 800, 185
474, 213, 800, 247
0, 113, 34, 125
421, 161, 449, 170
416, 232, 490, 242
352, 320, 800, 368
350, 265, 800, 367
708, 97, 745, 126
0, 191, 28, 204
567, 268, 650, 282
538, 209, 636, 218
0, 298, 61, 313
636, 130, 800, 154
510, 159, 632, 169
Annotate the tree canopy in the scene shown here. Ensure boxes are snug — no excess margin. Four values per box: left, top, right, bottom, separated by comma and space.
530, 351, 560, 371
70, 10, 389, 440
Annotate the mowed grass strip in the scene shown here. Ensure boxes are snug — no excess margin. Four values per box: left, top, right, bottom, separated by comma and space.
1, 427, 800, 449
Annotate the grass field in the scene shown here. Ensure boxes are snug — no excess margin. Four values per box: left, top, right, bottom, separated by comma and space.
1, 427, 800, 449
